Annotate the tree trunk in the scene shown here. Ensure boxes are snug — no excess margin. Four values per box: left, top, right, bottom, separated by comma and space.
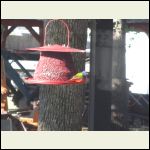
38, 19, 88, 131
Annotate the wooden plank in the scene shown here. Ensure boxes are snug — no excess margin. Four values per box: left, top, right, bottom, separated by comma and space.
19, 117, 38, 127
6, 26, 17, 37
126, 19, 149, 24
127, 23, 149, 34
1, 19, 43, 27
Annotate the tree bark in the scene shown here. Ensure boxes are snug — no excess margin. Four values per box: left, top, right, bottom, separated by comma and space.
38, 19, 88, 131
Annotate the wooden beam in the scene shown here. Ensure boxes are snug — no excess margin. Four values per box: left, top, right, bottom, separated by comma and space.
1, 19, 44, 46
126, 19, 149, 24
6, 26, 17, 37
25, 26, 40, 43
19, 117, 38, 127
127, 23, 149, 35
1, 19, 43, 27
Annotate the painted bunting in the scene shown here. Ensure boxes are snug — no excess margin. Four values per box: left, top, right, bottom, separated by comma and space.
69, 71, 88, 82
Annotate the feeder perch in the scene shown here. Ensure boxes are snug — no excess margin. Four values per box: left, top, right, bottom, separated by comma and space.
25, 19, 86, 85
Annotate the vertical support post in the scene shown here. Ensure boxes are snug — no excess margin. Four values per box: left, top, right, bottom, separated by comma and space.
1, 25, 8, 112
111, 19, 129, 130
89, 20, 113, 130
1, 25, 8, 48
1, 59, 8, 111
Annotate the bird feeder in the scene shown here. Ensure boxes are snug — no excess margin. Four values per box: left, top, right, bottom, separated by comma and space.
25, 19, 86, 85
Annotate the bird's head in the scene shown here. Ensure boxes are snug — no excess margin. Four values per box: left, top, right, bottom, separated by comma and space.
82, 71, 88, 77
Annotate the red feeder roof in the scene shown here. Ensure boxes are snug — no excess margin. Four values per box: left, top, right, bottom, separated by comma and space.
26, 44, 85, 53
24, 78, 86, 85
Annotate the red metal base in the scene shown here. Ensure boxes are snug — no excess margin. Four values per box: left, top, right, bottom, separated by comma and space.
24, 78, 86, 85
26, 44, 85, 53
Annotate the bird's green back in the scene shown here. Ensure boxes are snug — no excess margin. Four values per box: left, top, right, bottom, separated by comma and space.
75, 72, 83, 78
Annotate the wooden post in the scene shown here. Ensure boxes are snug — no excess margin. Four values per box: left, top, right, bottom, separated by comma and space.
1, 25, 8, 112
89, 20, 113, 130
111, 20, 129, 130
